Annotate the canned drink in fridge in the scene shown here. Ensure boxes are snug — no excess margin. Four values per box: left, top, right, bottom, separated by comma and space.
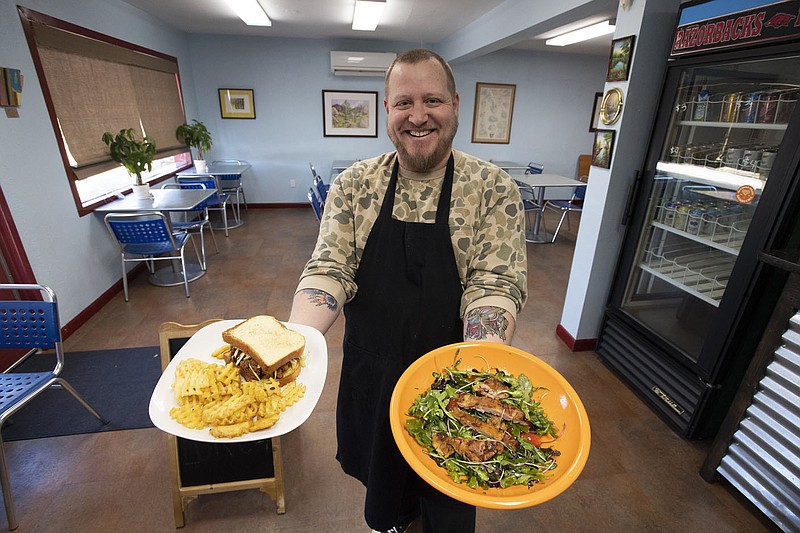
776, 90, 798, 123
756, 91, 779, 123
674, 204, 691, 231
739, 92, 760, 123
687, 207, 705, 235
699, 209, 721, 236
662, 201, 679, 226
721, 92, 741, 122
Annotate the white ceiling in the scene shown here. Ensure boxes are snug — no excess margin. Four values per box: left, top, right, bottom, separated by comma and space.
120, 0, 619, 56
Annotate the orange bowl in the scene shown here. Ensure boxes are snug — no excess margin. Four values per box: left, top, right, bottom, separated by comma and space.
389, 342, 591, 509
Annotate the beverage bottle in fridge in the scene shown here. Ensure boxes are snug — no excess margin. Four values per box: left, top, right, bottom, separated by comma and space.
693, 85, 711, 120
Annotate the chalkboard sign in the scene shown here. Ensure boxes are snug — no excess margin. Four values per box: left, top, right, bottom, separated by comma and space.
159, 321, 285, 527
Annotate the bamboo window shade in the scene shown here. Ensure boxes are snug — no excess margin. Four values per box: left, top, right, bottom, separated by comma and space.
29, 20, 187, 180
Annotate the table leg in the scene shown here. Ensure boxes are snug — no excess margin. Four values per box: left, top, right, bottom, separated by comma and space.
526, 186, 553, 243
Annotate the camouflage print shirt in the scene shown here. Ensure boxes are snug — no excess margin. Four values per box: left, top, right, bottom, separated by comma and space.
296, 150, 528, 319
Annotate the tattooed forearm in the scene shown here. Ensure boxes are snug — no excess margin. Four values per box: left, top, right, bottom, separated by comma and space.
464, 306, 509, 341
300, 288, 338, 312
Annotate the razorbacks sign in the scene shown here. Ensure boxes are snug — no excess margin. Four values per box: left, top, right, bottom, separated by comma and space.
671, 0, 800, 57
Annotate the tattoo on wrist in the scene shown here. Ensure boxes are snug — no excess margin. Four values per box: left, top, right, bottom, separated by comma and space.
464, 306, 509, 341
301, 289, 338, 312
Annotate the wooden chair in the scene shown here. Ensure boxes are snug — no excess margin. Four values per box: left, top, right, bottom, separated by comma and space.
158, 320, 285, 528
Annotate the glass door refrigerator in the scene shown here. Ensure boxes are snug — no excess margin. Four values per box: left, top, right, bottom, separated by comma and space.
597, 0, 800, 438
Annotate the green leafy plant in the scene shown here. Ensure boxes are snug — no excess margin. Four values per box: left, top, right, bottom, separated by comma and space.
175, 119, 213, 161
101, 128, 157, 185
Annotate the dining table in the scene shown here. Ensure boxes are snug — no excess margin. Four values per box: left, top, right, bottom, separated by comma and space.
330, 159, 358, 177
513, 173, 588, 243
95, 187, 217, 286
492, 161, 531, 173
177, 161, 251, 229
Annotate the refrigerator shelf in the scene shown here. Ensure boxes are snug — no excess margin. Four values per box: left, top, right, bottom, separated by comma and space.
641, 244, 734, 306
676, 119, 787, 131
651, 220, 744, 255
656, 162, 764, 191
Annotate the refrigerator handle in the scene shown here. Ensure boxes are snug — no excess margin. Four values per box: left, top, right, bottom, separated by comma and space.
621, 170, 643, 226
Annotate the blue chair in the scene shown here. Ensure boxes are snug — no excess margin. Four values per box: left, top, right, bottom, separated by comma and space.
526, 162, 544, 175
514, 179, 547, 243
543, 179, 587, 243
0, 283, 108, 531
177, 175, 232, 237
308, 188, 322, 221
211, 160, 248, 218
162, 183, 218, 270
104, 212, 192, 301
313, 175, 328, 205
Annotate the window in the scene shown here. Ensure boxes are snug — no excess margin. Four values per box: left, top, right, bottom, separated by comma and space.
18, 7, 190, 214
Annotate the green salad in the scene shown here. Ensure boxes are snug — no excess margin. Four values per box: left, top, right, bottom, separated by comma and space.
405, 360, 560, 489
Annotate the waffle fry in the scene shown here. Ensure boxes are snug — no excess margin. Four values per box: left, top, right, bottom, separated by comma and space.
169, 358, 306, 438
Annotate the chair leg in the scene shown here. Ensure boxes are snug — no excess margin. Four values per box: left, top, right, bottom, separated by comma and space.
207, 224, 219, 254
551, 211, 569, 243
0, 444, 17, 531
121, 256, 129, 302
221, 207, 229, 237
0, 434, 19, 530
54, 378, 109, 424
179, 249, 190, 298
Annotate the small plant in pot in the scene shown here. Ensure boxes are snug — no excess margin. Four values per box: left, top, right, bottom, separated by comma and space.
102, 128, 157, 199
176, 119, 213, 172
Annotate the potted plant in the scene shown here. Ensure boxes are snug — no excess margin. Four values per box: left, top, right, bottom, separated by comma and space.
101, 128, 157, 199
176, 119, 213, 172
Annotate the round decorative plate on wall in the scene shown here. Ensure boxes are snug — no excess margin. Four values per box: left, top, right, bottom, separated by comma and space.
600, 87, 624, 125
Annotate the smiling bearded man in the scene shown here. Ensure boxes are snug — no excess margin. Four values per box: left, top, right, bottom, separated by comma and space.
384, 50, 459, 172
289, 48, 527, 533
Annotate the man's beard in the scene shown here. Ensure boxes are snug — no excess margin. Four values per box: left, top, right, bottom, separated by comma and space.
390, 117, 458, 172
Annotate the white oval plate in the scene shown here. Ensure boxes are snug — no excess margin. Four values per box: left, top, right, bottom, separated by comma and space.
148, 319, 327, 443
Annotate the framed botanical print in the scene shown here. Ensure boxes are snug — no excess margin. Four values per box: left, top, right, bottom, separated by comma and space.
472, 82, 516, 144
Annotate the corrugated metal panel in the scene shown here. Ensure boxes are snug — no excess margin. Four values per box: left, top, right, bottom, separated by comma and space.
718, 313, 800, 531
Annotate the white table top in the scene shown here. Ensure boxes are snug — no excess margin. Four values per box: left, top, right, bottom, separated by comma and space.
178, 162, 251, 176
331, 159, 358, 173
492, 161, 530, 171
95, 188, 216, 212
514, 173, 587, 188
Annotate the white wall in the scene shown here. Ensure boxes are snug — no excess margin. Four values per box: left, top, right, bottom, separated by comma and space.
0, 0, 607, 326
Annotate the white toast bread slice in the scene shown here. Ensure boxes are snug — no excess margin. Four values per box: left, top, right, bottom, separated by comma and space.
222, 315, 305, 374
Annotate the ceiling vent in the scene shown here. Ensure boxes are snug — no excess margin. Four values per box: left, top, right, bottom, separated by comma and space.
330, 51, 396, 77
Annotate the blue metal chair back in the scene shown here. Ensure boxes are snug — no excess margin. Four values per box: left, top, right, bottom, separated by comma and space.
308, 188, 322, 221
313, 175, 328, 204
105, 213, 182, 256
177, 176, 223, 207
0, 299, 60, 350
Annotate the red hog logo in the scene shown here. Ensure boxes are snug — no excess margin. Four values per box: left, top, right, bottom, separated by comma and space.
764, 12, 796, 28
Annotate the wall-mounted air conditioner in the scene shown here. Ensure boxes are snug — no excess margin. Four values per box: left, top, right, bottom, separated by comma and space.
330, 51, 396, 77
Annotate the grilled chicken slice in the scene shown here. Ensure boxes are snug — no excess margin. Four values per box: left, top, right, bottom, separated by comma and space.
446, 398, 518, 451
472, 378, 511, 399
432, 432, 503, 462
456, 393, 526, 423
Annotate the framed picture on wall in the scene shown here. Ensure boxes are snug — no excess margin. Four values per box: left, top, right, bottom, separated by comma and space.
472, 82, 516, 144
322, 90, 378, 137
219, 88, 256, 119
589, 92, 603, 132
591, 129, 615, 169
606, 35, 635, 82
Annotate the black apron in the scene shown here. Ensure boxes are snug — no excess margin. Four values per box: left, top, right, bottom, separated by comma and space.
337, 154, 464, 529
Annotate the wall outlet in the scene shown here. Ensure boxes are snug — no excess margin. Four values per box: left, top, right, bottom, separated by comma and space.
290, 179, 296, 188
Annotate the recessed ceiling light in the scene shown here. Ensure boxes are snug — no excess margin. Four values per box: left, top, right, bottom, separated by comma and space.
225, 0, 272, 27
545, 20, 615, 46
352, 0, 386, 31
